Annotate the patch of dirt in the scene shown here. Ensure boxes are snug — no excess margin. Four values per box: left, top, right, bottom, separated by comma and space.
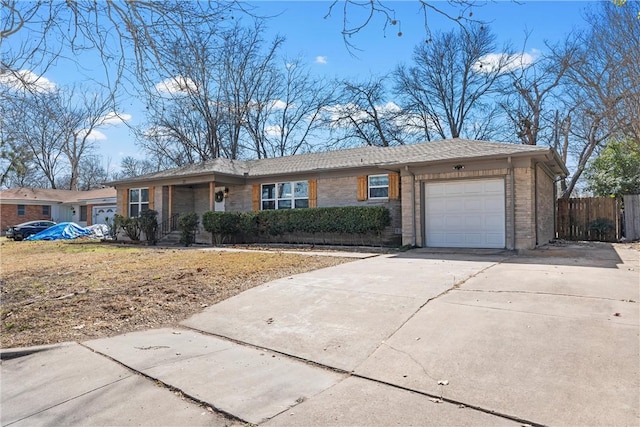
0, 239, 351, 348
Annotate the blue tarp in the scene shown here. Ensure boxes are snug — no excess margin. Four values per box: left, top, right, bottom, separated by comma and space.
25, 222, 92, 241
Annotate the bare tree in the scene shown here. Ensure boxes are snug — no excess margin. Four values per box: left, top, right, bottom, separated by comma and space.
245, 58, 337, 158
114, 156, 159, 180
500, 37, 579, 146
394, 24, 510, 140
139, 22, 283, 165
1, 84, 115, 189
1, 1, 243, 93
327, 76, 410, 147
1, 91, 66, 188
557, 2, 640, 198
57, 156, 110, 191
57, 88, 114, 190
324, 0, 485, 53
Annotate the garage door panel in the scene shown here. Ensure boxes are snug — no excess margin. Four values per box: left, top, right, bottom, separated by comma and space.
426, 199, 446, 213
445, 199, 465, 211
463, 181, 486, 194
464, 198, 483, 212
426, 179, 505, 249
445, 215, 465, 228
483, 179, 504, 192
485, 233, 504, 246
465, 216, 482, 228
485, 214, 503, 228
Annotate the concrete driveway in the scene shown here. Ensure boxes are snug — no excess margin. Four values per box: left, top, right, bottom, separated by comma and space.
2, 243, 638, 426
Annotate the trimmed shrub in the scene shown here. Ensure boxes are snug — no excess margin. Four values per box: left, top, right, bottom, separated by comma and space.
138, 209, 159, 245
255, 206, 390, 235
201, 206, 391, 244
202, 211, 242, 245
106, 214, 125, 240
178, 213, 199, 246
120, 216, 141, 241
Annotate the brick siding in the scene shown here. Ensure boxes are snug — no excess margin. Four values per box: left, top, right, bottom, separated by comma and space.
400, 165, 547, 250
0, 204, 52, 235
536, 164, 556, 245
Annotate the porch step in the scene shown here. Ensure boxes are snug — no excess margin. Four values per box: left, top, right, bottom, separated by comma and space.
159, 230, 182, 245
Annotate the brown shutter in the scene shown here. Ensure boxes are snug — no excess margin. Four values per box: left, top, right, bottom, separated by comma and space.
148, 186, 155, 210
388, 173, 399, 200
308, 179, 317, 208
209, 182, 215, 211
86, 204, 93, 226
118, 188, 129, 216
252, 184, 260, 211
357, 176, 368, 201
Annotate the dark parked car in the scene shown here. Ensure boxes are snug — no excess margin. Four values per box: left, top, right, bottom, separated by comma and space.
6, 221, 56, 241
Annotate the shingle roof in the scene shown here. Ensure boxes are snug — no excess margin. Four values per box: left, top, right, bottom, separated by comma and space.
0, 187, 116, 204
246, 138, 558, 176
108, 138, 566, 185
122, 157, 249, 182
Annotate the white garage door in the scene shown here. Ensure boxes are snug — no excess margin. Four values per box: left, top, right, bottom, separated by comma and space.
425, 179, 505, 248
93, 206, 117, 225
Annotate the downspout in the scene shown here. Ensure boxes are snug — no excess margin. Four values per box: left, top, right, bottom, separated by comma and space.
553, 176, 562, 240
534, 162, 538, 246
406, 165, 417, 247
508, 156, 516, 250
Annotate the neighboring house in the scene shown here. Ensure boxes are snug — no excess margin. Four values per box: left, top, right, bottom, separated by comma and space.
0, 187, 117, 235
107, 138, 568, 250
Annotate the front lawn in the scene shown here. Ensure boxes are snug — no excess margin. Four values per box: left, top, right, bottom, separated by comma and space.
0, 239, 350, 348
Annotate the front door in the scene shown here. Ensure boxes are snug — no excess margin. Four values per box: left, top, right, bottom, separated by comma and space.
214, 187, 226, 212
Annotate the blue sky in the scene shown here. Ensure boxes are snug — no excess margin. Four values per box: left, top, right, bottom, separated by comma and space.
5, 1, 600, 171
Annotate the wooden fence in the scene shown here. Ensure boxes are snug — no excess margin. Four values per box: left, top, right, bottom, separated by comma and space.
623, 194, 640, 240
557, 197, 621, 242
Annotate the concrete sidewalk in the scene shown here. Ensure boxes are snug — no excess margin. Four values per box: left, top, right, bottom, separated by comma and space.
2, 243, 638, 426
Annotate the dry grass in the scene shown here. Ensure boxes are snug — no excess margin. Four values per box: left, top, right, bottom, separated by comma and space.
0, 239, 351, 348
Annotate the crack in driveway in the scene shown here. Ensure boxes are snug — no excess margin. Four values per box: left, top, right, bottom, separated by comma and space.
456, 288, 639, 303
359, 258, 509, 364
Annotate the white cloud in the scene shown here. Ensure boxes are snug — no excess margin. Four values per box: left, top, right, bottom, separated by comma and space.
264, 125, 282, 136
381, 101, 401, 113
155, 76, 197, 94
100, 111, 132, 125
0, 69, 56, 93
270, 99, 288, 110
78, 129, 107, 141
315, 56, 328, 65
473, 51, 537, 74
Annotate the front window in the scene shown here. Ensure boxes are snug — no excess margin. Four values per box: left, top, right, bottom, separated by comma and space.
129, 188, 149, 217
80, 206, 87, 222
17, 205, 25, 216
261, 181, 308, 210
42, 205, 50, 216
368, 174, 389, 199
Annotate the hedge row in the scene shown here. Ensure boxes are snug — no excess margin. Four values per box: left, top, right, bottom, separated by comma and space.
202, 206, 390, 244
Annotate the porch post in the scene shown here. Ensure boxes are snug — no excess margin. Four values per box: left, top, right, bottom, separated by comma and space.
168, 185, 174, 218
209, 181, 216, 211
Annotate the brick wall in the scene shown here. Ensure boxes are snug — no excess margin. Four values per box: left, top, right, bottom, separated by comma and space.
0, 204, 52, 235
399, 165, 552, 250
513, 167, 536, 249
201, 175, 402, 245
226, 184, 252, 213
536, 164, 556, 245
